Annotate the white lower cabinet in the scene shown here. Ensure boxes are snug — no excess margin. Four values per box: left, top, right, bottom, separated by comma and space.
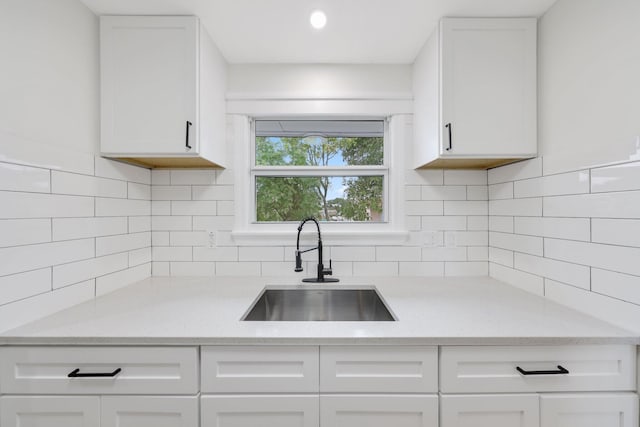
441, 394, 539, 427
0, 396, 100, 427
102, 396, 198, 427
201, 395, 319, 427
540, 393, 639, 427
320, 395, 438, 427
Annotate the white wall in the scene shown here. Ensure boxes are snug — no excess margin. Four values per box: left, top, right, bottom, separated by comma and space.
488, 0, 640, 333
538, 0, 640, 175
0, 0, 151, 333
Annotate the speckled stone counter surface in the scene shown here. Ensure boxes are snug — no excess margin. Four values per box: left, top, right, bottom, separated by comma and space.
1, 276, 637, 345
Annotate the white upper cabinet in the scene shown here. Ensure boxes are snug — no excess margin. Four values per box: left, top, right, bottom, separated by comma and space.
100, 16, 226, 168
413, 18, 537, 169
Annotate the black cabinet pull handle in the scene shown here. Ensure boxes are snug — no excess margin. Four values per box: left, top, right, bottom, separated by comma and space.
516, 365, 569, 376
68, 368, 122, 378
185, 121, 193, 150
445, 123, 452, 151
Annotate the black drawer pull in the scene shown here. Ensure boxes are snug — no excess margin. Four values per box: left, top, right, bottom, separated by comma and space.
185, 121, 193, 150
516, 365, 569, 376
68, 368, 122, 378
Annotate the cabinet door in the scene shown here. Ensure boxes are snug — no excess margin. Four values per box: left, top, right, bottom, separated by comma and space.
441, 394, 539, 427
540, 393, 639, 427
101, 16, 198, 155
102, 396, 198, 427
440, 18, 536, 157
201, 395, 319, 427
0, 396, 99, 427
320, 395, 438, 427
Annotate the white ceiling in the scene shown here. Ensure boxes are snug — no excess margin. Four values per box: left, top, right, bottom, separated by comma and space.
80, 0, 557, 64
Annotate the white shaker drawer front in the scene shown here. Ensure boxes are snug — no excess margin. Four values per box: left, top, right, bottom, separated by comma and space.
320, 395, 438, 427
102, 396, 198, 427
440, 345, 636, 393
540, 393, 639, 427
0, 346, 198, 395
441, 394, 539, 427
320, 346, 438, 393
201, 395, 319, 427
201, 346, 319, 393
0, 396, 100, 427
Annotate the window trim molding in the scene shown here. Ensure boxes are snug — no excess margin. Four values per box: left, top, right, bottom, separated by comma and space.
231, 113, 409, 246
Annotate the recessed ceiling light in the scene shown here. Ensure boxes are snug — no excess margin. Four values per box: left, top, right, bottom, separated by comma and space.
310, 10, 327, 30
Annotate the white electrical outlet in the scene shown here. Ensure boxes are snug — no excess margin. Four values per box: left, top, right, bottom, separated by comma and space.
207, 231, 216, 248
422, 231, 438, 247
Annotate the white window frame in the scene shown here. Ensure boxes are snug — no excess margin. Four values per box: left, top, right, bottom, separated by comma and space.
232, 114, 409, 246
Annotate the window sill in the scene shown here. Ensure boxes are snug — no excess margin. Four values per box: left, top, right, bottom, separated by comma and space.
230, 229, 410, 247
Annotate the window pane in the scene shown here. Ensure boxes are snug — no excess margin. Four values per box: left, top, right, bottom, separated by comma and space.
256, 176, 384, 222
255, 120, 384, 167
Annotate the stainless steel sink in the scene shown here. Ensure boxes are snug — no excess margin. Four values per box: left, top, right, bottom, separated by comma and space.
242, 287, 395, 321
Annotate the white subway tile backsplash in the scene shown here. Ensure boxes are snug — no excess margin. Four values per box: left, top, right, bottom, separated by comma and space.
129, 247, 152, 267
376, 246, 421, 261
443, 201, 487, 215
488, 157, 542, 185
592, 269, 640, 306
192, 185, 234, 201
151, 216, 192, 231
239, 246, 284, 262
489, 198, 542, 216
544, 238, 640, 277
421, 185, 466, 200
51, 171, 127, 198
215, 169, 235, 185
592, 218, 640, 247
152, 246, 192, 262
96, 232, 150, 256
151, 169, 171, 185
467, 216, 489, 230
127, 182, 151, 200
466, 186, 488, 200
405, 169, 443, 185
489, 231, 543, 256
261, 262, 304, 277
406, 216, 421, 231
95, 156, 150, 185
128, 216, 151, 233
193, 246, 238, 262
216, 262, 261, 276
421, 216, 467, 231
0, 162, 50, 193
544, 191, 640, 219
488, 182, 514, 200
514, 217, 590, 241
353, 262, 398, 276
151, 186, 191, 201
399, 262, 444, 276
152, 262, 170, 276
170, 169, 215, 185
514, 253, 590, 290
467, 246, 489, 261
192, 215, 234, 231
172, 200, 217, 216
451, 231, 488, 246
513, 171, 589, 198
489, 247, 514, 267
53, 217, 127, 241
0, 191, 93, 219
445, 262, 488, 276
152, 200, 171, 215
151, 231, 170, 246
405, 185, 421, 200
406, 200, 443, 215
0, 268, 51, 306
444, 170, 487, 185
170, 262, 215, 276
0, 219, 51, 247
0, 238, 95, 277
95, 198, 149, 217
53, 253, 128, 289
489, 263, 544, 296
422, 247, 466, 261
489, 216, 514, 233
170, 231, 207, 247
591, 161, 640, 193
331, 246, 375, 262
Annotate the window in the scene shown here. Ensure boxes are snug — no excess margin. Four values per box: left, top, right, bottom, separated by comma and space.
251, 120, 388, 223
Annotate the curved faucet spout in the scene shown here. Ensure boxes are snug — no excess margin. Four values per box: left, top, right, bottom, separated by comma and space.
294, 217, 338, 283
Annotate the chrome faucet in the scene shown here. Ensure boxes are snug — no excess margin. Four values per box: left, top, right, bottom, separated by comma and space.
294, 217, 339, 283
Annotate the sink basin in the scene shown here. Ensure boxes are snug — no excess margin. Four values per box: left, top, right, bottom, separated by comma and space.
242, 287, 395, 321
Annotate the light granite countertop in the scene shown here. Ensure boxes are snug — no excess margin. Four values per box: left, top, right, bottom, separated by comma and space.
1, 276, 637, 345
